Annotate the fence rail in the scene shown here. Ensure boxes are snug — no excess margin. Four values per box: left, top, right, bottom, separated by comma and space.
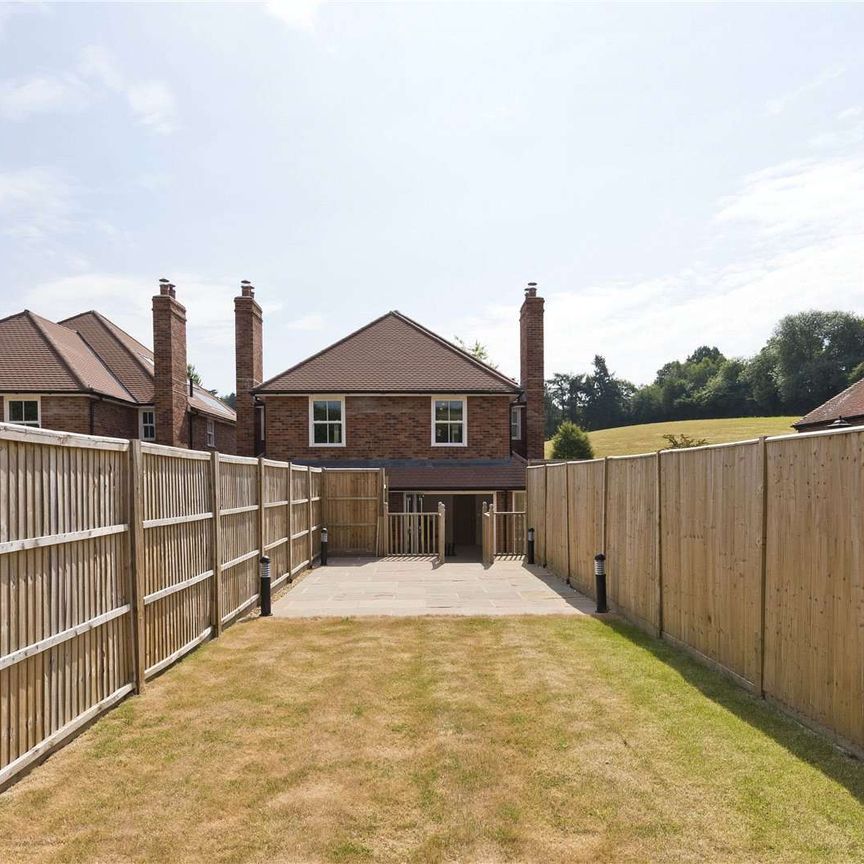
0, 423, 378, 788
526, 426, 864, 755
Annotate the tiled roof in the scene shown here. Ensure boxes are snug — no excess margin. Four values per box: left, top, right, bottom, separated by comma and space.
794, 378, 864, 428
59, 311, 156, 403
0, 308, 236, 422
0, 310, 133, 401
256, 311, 520, 395
294, 457, 527, 490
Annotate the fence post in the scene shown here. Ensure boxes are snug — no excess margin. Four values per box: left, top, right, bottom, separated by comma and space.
382, 495, 390, 556
127, 439, 146, 693
437, 501, 446, 564
757, 435, 768, 696
542, 462, 549, 566
655, 450, 663, 637
210, 451, 223, 638
287, 462, 294, 579
307, 466, 314, 567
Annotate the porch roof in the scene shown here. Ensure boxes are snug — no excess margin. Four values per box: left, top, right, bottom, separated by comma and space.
294, 457, 527, 490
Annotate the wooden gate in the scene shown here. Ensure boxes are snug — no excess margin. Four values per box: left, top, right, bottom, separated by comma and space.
383, 503, 445, 561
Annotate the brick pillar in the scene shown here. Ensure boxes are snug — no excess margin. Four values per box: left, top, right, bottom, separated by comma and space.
520, 282, 545, 460
234, 280, 263, 457
152, 279, 189, 448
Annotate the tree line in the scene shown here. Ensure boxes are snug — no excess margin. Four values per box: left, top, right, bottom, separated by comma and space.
545, 310, 864, 436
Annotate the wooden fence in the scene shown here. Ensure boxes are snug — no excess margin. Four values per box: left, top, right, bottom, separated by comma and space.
526, 427, 864, 755
0, 423, 378, 788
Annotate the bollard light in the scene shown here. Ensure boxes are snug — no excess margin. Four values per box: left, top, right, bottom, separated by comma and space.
321, 526, 329, 566
594, 552, 607, 614
527, 527, 535, 565
259, 555, 272, 617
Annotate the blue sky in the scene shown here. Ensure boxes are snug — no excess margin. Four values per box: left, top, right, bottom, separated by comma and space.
1, 1, 863, 395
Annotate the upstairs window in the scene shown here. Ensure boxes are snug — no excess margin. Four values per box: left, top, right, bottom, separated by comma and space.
310, 396, 345, 446
432, 397, 466, 446
510, 406, 522, 440
4, 396, 40, 428
139, 408, 155, 441
206, 418, 215, 448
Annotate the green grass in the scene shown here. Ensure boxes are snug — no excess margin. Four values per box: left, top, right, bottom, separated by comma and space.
546, 416, 800, 458
2, 614, 863, 863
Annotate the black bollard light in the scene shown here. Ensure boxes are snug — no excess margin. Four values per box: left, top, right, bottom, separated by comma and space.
321, 527, 329, 566
594, 553, 607, 614
527, 527, 535, 565
259, 555, 272, 617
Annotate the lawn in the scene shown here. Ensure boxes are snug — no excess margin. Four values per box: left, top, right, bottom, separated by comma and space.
546, 416, 800, 458
2, 614, 863, 863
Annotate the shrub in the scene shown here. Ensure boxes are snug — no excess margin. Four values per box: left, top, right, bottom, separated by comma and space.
550, 421, 594, 460
662, 433, 708, 449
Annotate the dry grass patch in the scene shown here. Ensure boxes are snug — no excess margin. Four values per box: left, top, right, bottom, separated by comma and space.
1, 615, 863, 863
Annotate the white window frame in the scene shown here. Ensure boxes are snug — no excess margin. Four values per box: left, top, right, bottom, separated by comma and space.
3, 394, 41, 427
139, 407, 156, 441
206, 418, 215, 448
431, 395, 467, 447
308, 395, 346, 447
510, 405, 522, 440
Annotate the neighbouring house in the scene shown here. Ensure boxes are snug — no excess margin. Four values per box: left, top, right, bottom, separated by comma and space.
793, 377, 864, 432
0, 279, 236, 451
233, 281, 544, 557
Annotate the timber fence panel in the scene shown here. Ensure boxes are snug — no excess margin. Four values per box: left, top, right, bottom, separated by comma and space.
321, 469, 382, 555
310, 468, 323, 563
660, 441, 764, 687
763, 429, 864, 751
0, 425, 133, 787
262, 460, 291, 590
526, 466, 546, 564
544, 463, 570, 577
218, 454, 260, 625
566, 459, 604, 596
606, 454, 660, 634
140, 444, 213, 678
290, 466, 311, 575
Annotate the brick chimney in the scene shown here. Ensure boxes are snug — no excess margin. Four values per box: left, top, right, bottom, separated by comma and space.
234, 280, 263, 457
152, 278, 189, 448
520, 282, 545, 460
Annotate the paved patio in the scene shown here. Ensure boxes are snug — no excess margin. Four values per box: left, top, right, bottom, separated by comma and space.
271, 557, 595, 617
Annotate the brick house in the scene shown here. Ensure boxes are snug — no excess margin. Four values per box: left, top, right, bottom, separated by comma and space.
0, 279, 235, 451
234, 282, 544, 556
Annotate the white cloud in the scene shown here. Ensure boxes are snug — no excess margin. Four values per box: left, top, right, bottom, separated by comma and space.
766, 65, 845, 116
264, 0, 325, 31
0, 166, 75, 239
0, 44, 177, 133
283, 313, 324, 331
0, 74, 88, 120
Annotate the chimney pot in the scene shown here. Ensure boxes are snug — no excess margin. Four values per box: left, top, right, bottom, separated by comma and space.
525, 282, 538, 298
240, 280, 255, 298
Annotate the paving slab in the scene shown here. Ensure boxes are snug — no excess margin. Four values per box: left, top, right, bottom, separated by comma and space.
271, 557, 595, 618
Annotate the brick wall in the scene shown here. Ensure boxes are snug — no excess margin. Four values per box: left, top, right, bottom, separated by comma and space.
1, 396, 138, 438
190, 414, 237, 454
234, 282, 263, 457
35, 396, 91, 434
152, 281, 189, 448
263, 394, 512, 462
91, 400, 139, 438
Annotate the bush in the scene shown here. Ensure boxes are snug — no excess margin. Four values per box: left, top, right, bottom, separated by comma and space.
550, 421, 594, 460
662, 433, 708, 449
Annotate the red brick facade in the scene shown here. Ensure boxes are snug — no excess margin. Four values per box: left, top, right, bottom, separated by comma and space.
190, 414, 236, 453
263, 394, 512, 462
2, 395, 139, 438
234, 281, 263, 457
152, 280, 189, 448
520, 284, 545, 460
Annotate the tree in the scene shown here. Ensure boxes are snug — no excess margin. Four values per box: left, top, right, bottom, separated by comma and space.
581, 356, 634, 430
550, 421, 594, 460
454, 337, 497, 368
187, 364, 202, 386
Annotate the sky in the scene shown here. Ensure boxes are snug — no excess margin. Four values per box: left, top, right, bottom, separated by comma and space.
1, 1, 863, 395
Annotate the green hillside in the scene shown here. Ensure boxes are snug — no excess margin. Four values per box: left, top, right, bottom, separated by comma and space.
545, 416, 800, 459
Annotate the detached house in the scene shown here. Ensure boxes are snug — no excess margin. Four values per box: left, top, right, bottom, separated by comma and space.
0, 279, 236, 451
233, 281, 545, 554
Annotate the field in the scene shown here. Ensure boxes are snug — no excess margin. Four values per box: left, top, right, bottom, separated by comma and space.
546, 416, 800, 458
2, 614, 863, 863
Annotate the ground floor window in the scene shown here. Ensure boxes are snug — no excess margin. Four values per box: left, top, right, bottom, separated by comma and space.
139, 408, 155, 441
4, 396, 40, 427
206, 418, 215, 448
